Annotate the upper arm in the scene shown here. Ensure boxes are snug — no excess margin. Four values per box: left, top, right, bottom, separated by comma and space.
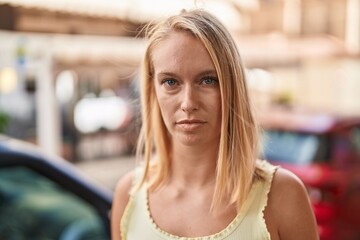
111, 171, 134, 240
266, 168, 319, 240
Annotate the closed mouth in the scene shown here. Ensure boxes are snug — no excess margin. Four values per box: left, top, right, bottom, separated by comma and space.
176, 119, 206, 124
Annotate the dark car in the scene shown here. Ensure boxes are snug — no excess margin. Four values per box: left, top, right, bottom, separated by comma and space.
0, 135, 113, 240
259, 108, 360, 240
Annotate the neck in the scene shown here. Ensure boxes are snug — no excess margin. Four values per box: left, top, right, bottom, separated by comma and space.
169, 142, 219, 188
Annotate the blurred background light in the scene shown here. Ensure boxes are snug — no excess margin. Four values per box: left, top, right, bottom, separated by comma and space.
247, 68, 273, 92
74, 91, 128, 134
55, 70, 75, 104
0, 68, 18, 94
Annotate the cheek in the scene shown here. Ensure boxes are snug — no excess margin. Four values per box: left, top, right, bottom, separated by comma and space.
156, 91, 167, 106
156, 93, 174, 124
154, 85, 165, 109
213, 92, 222, 111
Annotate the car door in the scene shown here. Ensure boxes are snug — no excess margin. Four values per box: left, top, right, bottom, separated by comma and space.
0, 166, 109, 240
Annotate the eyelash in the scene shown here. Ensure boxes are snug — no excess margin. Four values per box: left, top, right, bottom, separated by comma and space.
201, 76, 218, 85
162, 79, 178, 86
160, 76, 218, 87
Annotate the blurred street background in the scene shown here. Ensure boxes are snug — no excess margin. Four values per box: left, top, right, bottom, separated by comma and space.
0, 0, 360, 191
76, 155, 135, 190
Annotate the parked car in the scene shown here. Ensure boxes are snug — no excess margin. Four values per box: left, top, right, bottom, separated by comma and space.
259, 108, 360, 240
0, 135, 113, 240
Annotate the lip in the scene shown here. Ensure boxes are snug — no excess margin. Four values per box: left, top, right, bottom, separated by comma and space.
176, 119, 206, 131
176, 119, 206, 124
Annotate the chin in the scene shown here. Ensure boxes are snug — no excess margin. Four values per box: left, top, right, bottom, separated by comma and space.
177, 135, 203, 146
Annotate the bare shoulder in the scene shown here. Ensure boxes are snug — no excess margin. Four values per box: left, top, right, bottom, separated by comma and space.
265, 168, 319, 240
114, 170, 135, 201
111, 170, 135, 240
271, 167, 307, 201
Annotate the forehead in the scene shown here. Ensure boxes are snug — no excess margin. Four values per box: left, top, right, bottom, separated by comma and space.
150, 31, 216, 75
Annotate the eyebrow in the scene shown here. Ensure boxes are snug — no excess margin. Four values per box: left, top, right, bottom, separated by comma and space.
197, 70, 217, 77
156, 72, 178, 78
156, 69, 217, 79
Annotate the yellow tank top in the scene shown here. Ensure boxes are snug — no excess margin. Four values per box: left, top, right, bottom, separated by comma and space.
120, 161, 278, 240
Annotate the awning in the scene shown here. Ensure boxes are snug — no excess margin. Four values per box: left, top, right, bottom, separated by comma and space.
0, 0, 258, 29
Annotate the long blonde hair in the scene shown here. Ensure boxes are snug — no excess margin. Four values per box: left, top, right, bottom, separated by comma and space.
136, 9, 262, 213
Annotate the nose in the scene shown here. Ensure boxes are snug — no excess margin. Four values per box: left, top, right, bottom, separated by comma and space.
180, 85, 198, 113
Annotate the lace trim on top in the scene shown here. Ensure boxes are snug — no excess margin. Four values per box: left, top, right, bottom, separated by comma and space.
121, 161, 278, 240
120, 195, 135, 240
120, 167, 143, 240
143, 181, 260, 239
259, 161, 279, 239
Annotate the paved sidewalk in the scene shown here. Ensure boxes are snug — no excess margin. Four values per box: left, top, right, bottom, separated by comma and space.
75, 155, 136, 191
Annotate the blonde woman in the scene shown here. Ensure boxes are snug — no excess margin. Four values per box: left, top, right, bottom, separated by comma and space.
111, 9, 318, 240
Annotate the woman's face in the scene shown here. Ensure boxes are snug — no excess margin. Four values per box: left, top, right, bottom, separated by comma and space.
152, 31, 222, 147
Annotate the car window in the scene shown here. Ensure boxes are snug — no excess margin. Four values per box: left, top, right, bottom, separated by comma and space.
261, 130, 329, 165
0, 166, 108, 240
350, 127, 360, 157
332, 126, 360, 167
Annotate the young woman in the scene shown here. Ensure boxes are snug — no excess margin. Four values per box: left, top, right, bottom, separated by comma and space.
111, 9, 318, 240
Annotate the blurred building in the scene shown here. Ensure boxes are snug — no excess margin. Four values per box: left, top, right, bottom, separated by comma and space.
0, 0, 146, 160
229, 0, 360, 116
0, 31, 145, 160
0, 0, 359, 160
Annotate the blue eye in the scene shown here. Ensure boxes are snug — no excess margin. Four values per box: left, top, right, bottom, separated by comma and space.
163, 79, 177, 86
202, 76, 218, 85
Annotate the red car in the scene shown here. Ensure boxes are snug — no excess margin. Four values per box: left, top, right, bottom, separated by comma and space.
259, 108, 360, 240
